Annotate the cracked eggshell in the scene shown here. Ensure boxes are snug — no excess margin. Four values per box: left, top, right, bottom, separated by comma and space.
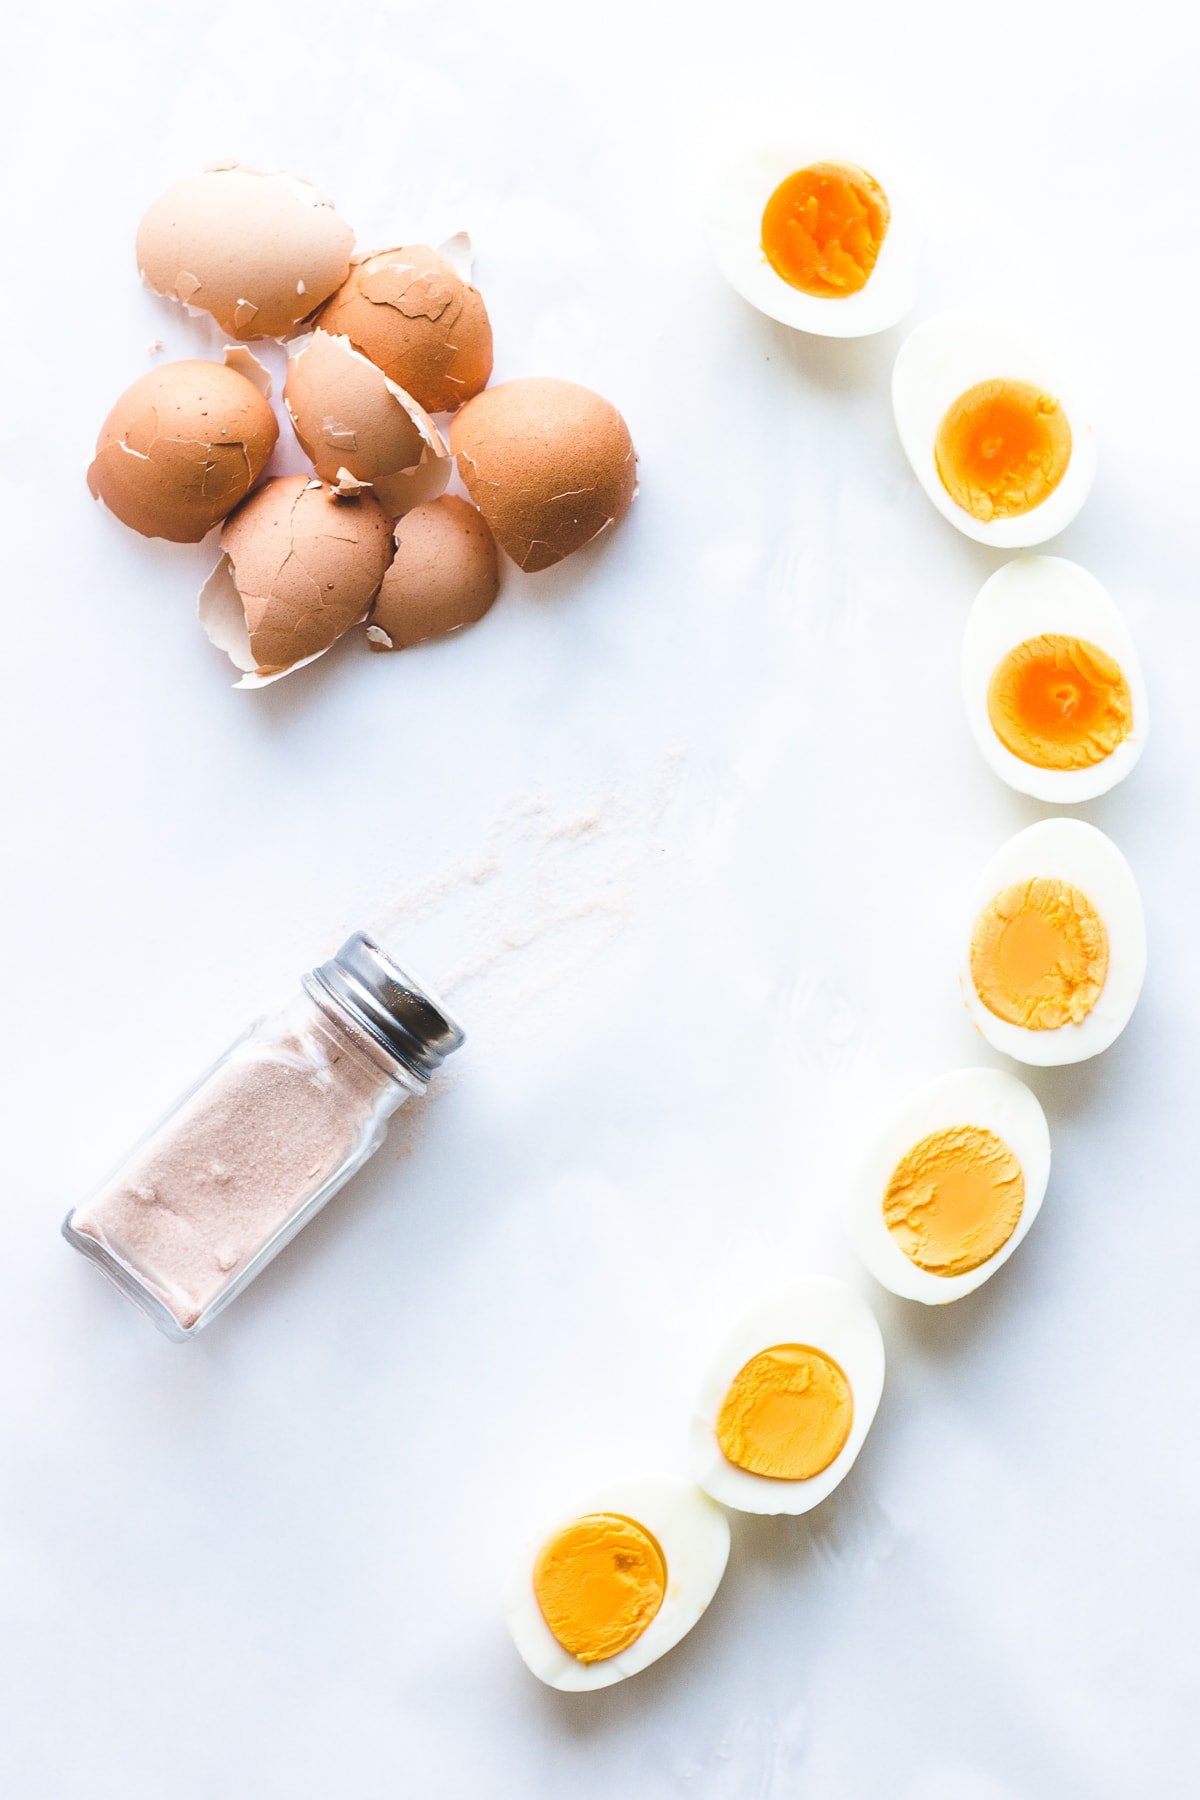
87, 359, 278, 543
200, 475, 393, 686
449, 378, 636, 573
284, 330, 450, 514
316, 241, 492, 414
136, 165, 354, 340
368, 495, 500, 651
221, 343, 273, 398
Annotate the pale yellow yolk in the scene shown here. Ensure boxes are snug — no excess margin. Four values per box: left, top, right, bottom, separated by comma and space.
532, 1513, 666, 1664
761, 162, 890, 297
883, 1125, 1024, 1276
988, 634, 1132, 770
936, 379, 1072, 520
971, 877, 1108, 1030
716, 1344, 853, 1480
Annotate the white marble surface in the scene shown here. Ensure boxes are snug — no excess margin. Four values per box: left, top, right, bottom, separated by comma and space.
3, 3, 1198, 1795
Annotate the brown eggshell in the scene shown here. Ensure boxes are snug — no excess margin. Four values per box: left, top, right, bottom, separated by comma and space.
87, 360, 278, 543
449, 378, 637, 572
316, 240, 492, 413
367, 496, 501, 651
136, 165, 354, 340
284, 331, 450, 513
199, 475, 393, 686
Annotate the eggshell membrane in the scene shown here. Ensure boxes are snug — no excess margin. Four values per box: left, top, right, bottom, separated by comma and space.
960, 819, 1146, 1067
136, 165, 354, 340
892, 312, 1097, 547
505, 1476, 730, 1692
689, 1279, 885, 1516
844, 1068, 1051, 1305
705, 139, 921, 338
222, 343, 273, 398
316, 241, 492, 414
200, 475, 392, 686
284, 330, 450, 513
368, 496, 500, 651
87, 359, 278, 543
962, 556, 1149, 804
450, 378, 636, 573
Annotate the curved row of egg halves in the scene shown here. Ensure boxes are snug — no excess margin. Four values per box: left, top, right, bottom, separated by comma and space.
507, 140, 1148, 1691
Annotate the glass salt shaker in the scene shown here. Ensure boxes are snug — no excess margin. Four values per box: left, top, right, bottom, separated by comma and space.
63, 933, 464, 1340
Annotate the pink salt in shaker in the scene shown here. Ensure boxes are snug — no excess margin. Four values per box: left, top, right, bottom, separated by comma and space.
63, 933, 464, 1339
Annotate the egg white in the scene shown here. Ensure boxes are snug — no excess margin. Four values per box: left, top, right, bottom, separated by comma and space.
705, 141, 921, 339
689, 1279, 885, 1516
892, 313, 1097, 546
844, 1068, 1051, 1304
962, 556, 1149, 803
961, 819, 1146, 1066
505, 1475, 729, 1692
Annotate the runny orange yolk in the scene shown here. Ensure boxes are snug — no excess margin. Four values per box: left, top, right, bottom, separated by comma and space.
883, 1125, 1024, 1276
935, 379, 1072, 520
971, 877, 1108, 1030
988, 635, 1132, 771
761, 162, 890, 298
716, 1344, 853, 1480
532, 1513, 666, 1663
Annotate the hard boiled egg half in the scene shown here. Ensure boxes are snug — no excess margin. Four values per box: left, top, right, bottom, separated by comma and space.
506, 1475, 729, 1691
962, 820, 1146, 1066
705, 140, 920, 337
893, 314, 1096, 545
844, 1068, 1050, 1304
962, 556, 1148, 803
689, 1280, 884, 1515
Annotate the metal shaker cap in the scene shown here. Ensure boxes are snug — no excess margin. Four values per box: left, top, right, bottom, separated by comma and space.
307, 932, 465, 1082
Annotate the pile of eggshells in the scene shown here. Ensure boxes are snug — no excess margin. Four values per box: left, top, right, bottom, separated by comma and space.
88, 163, 638, 687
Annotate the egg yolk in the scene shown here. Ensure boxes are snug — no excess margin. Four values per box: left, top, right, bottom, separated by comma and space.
971, 877, 1108, 1030
533, 1513, 666, 1664
883, 1125, 1024, 1276
761, 163, 890, 298
988, 634, 1132, 770
716, 1344, 853, 1480
935, 380, 1072, 520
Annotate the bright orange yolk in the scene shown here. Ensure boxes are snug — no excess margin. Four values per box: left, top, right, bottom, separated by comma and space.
971, 877, 1108, 1030
761, 162, 890, 297
988, 635, 1132, 770
716, 1344, 853, 1480
935, 379, 1072, 520
532, 1513, 666, 1664
883, 1125, 1024, 1276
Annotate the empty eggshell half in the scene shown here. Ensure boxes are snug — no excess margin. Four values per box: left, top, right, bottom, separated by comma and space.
316, 239, 492, 414
449, 378, 637, 572
284, 330, 450, 513
136, 164, 354, 340
367, 495, 500, 651
200, 475, 393, 687
87, 359, 278, 543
